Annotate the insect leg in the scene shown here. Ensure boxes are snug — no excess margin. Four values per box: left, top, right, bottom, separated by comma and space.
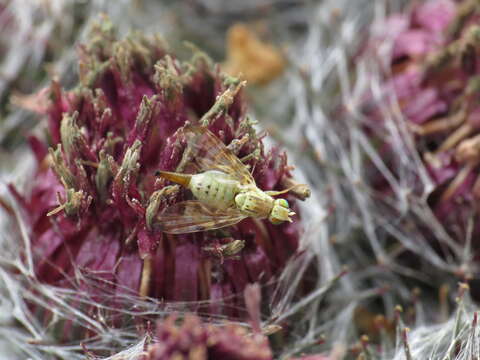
265, 184, 307, 196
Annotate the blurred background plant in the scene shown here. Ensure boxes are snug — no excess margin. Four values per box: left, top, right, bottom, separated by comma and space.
290, 0, 480, 358
2, 0, 480, 359
0, 0, 324, 359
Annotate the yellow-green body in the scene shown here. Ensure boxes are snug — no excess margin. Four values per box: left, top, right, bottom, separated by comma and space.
189, 170, 273, 218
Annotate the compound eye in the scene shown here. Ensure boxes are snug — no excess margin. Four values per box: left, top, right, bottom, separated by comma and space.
278, 199, 289, 208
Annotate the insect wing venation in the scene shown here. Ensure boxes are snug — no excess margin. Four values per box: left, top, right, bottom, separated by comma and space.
184, 125, 255, 186
157, 200, 246, 234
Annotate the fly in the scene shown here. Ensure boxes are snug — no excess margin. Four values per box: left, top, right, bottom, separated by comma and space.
155, 125, 302, 234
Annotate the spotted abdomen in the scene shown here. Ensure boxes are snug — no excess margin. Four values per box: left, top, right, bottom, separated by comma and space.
189, 170, 239, 210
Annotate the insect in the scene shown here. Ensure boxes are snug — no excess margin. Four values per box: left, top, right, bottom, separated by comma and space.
155, 125, 299, 234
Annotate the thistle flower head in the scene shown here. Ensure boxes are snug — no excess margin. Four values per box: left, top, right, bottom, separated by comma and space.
353, 0, 480, 272
8, 17, 305, 345
144, 314, 272, 360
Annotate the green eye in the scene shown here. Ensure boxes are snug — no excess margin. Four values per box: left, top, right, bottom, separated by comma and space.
278, 199, 289, 208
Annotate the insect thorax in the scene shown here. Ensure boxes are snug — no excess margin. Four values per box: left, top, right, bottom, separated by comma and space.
189, 170, 239, 209
234, 190, 273, 218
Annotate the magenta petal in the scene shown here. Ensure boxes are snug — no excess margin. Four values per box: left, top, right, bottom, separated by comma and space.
75, 230, 120, 273
28, 135, 48, 163
413, 0, 456, 33
393, 30, 435, 59
224, 257, 250, 297
425, 152, 458, 184
382, 14, 410, 39
34, 170, 64, 203
243, 249, 272, 283
34, 228, 65, 266
403, 88, 447, 124
115, 251, 142, 296
173, 239, 200, 301
390, 69, 422, 99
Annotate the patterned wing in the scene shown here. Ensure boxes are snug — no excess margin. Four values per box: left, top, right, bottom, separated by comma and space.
157, 200, 247, 234
184, 125, 255, 185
